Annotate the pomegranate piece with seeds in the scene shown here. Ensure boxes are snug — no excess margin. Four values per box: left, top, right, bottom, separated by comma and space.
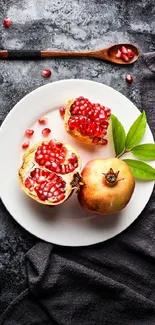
19, 139, 82, 205
64, 97, 110, 145
3, 18, 11, 28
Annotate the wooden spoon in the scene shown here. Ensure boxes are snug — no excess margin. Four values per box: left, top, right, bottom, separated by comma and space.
0, 44, 140, 64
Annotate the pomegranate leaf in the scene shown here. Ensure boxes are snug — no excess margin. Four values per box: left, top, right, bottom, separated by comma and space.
131, 144, 155, 161
111, 114, 126, 156
125, 111, 146, 150
123, 159, 155, 180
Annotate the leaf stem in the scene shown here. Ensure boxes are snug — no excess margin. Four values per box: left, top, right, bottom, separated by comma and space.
116, 149, 130, 159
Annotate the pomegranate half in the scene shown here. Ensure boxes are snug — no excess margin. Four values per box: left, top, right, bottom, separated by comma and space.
64, 96, 111, 145
19, 139, 82, 205
78, 158, 135, 215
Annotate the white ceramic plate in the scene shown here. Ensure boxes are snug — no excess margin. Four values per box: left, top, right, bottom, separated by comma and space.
0, 79, 154, 246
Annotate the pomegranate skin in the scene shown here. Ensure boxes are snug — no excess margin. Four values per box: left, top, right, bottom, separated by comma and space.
78, 158, 135, 215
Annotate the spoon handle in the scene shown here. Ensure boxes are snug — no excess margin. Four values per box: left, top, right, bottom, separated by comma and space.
0, 49, 108, 60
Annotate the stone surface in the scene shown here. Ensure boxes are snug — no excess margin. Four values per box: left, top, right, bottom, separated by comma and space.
0, 0, 155, 315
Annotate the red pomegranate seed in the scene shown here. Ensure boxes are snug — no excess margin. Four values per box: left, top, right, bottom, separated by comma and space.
3, 18, 11, 28
126, 74, 133, 84
127, 49, 134, 58
22, 141, 30, 149
101, 138, 108, 145
121, 53, 129, 62
38, 116, 48, 124
41, 69, 52, 78
25, 177, 35, 191
121, 46, 128, 54
115, 49, 121, 59
59, 107, 66, 117
25, 129, 34, 137
42, 128, 51, 136
92, 137, 101, 143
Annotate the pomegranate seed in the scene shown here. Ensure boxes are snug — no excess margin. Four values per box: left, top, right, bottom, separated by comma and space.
22, 141, 30, 149
25, 129, 34, 137
127, 49, 134, 58
38, 116, 48, 124
59, 106, 66, 117
115, 49, 121, 59
92, 136, 101, 143
126, 74, 133, 84
25, 177, 35, 191
3, 18, 11, 28
41, 69, 52, 78
121, 46, 128, 54
121, 54, 129, 62
101, 138, 108, 145
42, 128, 51, 136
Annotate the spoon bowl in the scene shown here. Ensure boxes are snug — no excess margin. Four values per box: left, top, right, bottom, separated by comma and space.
107, 43, 140, 64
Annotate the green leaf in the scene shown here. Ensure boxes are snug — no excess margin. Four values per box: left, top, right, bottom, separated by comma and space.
123, 159, 155, 180
111, 114, 126, 156
125, 111, 147, 150
131, 143, 155, 160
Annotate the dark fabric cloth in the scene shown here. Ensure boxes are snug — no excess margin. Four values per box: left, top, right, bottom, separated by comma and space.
1, 54, 155, 325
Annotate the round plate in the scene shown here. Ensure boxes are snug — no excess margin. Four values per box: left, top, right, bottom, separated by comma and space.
0, 80, 154, 246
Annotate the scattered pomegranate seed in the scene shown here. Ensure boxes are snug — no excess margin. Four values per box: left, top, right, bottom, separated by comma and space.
3, 18, 11, 28
121, 53, 129, 62
42, 128, 51, 136
38, 117, 48, 124
41, 69, 52, 78
59, 106, 66, 118
25, 129, 34, 137
127, 49, 134, 58
126, 74, 133, 84
22, 141, 30, 150
115, 49, 121, 59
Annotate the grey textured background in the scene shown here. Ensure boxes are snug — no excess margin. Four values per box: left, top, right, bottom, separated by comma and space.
0, 0, 155, 316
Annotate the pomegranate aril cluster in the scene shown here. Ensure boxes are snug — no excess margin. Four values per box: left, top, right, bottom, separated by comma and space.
25, 168, 66, 203
35, 140, 78, 174
115, 46, 135, 62
68, 97, 111, 143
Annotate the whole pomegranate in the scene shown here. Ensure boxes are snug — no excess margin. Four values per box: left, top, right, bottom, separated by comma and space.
19, 139, 82, 205
78, 158, 135, 215
64, 96, 111, 145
